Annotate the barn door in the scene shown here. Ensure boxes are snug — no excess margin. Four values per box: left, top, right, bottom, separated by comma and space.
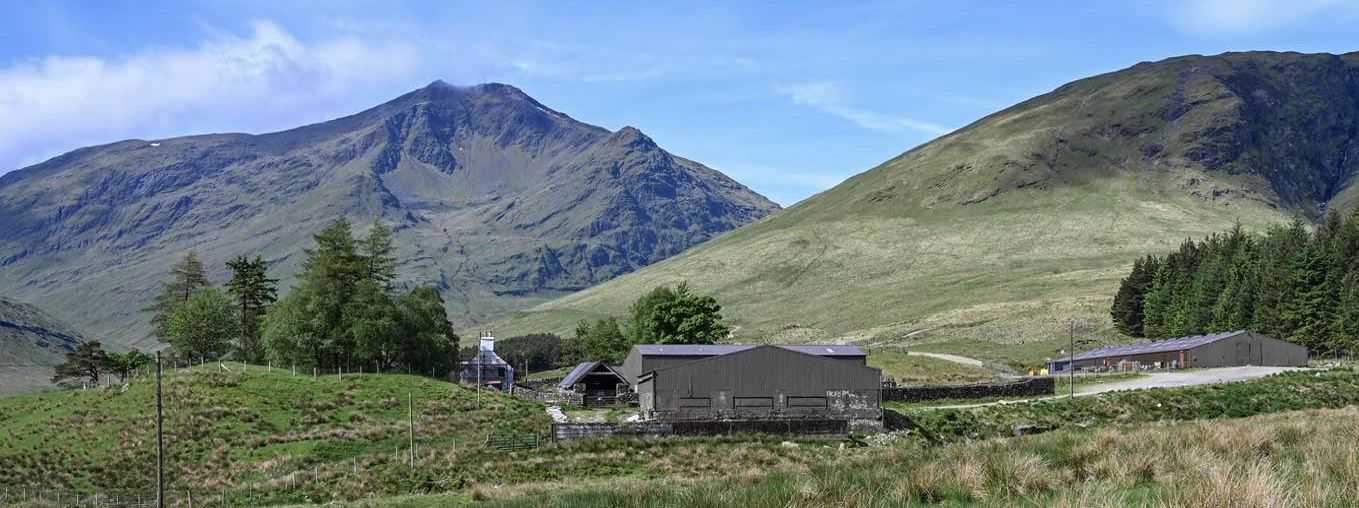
1235, 342, 1252, 365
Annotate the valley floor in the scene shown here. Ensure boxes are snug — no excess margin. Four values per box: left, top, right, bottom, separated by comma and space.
2, 366, 1356, 507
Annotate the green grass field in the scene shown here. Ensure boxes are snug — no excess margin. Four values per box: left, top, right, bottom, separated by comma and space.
867, 349, 999, 385
5, 365, 1354, 507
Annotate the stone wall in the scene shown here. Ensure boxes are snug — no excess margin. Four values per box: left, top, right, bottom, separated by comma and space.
511, 386, 583, 406
881, 377, 1054, 402
551, 419, 850, 441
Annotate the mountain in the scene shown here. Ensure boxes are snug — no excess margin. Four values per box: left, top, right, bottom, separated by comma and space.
0, 81, 779, 350
0, 296, 85, 395
492, 51, 1359, 367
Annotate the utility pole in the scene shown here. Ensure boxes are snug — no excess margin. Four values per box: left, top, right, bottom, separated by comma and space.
407, 392, 415, 467
1069, 320, 1076, 400
476, 334, 483, 410
155, 351, 165, 508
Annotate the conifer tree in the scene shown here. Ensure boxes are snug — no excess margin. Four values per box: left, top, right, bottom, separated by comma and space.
360, 220, 400, 289
1111, 256, 1157, 337
1282, 242, 1335, 350
145, 250, 211, 340
51, 341, 112, 387
225, 255, 278, 363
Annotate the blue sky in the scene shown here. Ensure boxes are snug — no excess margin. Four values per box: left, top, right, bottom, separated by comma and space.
3, 1, 1359, 206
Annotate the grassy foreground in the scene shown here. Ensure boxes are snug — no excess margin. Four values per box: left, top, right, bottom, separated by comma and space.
4, 366, 1356, 506
456, 406, 1359, 508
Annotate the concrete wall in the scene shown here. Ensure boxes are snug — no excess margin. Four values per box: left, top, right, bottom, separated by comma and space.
639, 345, 881, 421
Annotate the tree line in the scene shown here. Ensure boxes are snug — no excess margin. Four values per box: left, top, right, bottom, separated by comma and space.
1111, 212, 1359, 355
453, 283, 731, 373
574, 282, 730, 363
145, 219, 459, 373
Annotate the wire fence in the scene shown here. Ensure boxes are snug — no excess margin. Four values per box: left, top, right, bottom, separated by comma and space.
1, 359, 529, 507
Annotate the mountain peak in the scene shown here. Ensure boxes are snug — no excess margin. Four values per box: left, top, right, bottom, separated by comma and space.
609, 125, 656, 147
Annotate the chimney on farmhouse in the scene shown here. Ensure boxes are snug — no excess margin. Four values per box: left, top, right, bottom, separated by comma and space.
480, 331, 496, 352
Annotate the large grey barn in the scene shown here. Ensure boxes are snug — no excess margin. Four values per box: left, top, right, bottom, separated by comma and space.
636, 345, 881, 424
1049, 330, 1308, 372
622, 344, 867, 386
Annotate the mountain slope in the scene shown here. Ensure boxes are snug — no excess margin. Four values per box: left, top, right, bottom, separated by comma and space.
0, 82, 779, 350
0, 296, 85, 395
492, 51, 1359, 366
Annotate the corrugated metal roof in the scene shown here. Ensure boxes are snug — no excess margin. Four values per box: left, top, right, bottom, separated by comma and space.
631, 344, 865, 357
559, 362, 596, 389
1070, 330, 1247, 361
558, 361, 627, 389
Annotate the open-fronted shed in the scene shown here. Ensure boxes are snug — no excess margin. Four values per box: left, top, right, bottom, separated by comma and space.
559, 361, 628, 392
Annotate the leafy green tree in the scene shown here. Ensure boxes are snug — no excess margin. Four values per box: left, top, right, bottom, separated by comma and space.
627, 284, 682, 343
349, 280, 403, 370
651, 291, 730, 344
51, 341, 112, 387
577, 317, 629, 363
394, 286, 458, 373
165, 287, 240, 361
145, 250, 211, 340
262, 292, 316, 367
225, 255, 277, 363
107, 350, 152, 380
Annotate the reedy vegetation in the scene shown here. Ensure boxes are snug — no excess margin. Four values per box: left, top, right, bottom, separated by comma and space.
467, 406, 1359, 508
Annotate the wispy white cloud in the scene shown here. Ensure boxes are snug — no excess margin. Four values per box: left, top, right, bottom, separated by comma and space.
775, 81, 951, 136
494, 39, 759, 83
0, 20, 423, 172
1168, 0, 1359, 35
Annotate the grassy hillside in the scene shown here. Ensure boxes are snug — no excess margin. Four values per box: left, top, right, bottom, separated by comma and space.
489, 52, 1359, 368
0, 364, 829, 506
0, 364, 549, 504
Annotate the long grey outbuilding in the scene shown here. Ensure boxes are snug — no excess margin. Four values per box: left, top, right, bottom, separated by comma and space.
636, 345, 881, 424
622, 343, 867, 386
1048, 330, 1308, 372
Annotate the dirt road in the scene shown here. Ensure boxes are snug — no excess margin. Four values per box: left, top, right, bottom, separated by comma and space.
923, 366, 1306, 410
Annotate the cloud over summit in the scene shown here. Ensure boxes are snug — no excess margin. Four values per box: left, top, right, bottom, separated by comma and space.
0, 20, 422, 172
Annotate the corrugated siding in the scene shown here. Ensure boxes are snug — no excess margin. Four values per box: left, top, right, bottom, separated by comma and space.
643, 346, 881, 418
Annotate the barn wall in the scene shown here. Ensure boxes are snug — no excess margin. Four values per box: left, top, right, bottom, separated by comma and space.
641, 346, 881, 421
1250, 332, 1310, 366
1068, 331, 1308, 370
